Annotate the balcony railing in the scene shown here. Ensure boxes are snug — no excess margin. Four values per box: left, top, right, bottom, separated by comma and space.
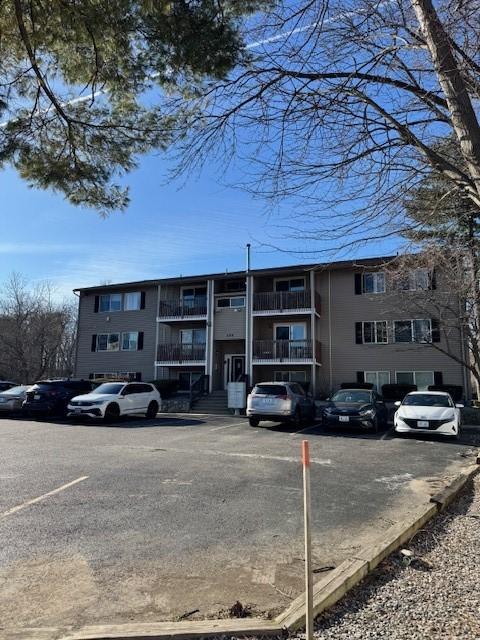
156, 343, 206, 363
253, 290, 313, 313
253, 339, 321, 362
158, 296, 207, 318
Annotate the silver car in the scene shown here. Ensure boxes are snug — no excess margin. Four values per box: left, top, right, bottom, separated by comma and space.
247, 382, 316, 427
0, 385, 30, 414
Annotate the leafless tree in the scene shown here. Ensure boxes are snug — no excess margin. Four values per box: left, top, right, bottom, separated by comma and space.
168, 0, 480, 253
0, 274, 77, 382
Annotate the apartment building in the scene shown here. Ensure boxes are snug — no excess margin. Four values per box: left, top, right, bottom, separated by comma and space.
74, 257, 470, 398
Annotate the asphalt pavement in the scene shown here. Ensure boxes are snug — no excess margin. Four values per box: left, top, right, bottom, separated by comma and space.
0, 413, 478, 636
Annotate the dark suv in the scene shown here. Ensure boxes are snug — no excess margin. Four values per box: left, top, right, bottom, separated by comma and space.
23, 379, 93, 417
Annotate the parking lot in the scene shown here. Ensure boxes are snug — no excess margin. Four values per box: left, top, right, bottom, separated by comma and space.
1, 413, 479, 636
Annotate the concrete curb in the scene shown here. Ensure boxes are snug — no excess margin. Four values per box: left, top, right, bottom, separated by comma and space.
10, 459, 480, 640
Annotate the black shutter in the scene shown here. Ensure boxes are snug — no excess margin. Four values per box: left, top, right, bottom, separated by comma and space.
356, 371, 365, 383
431, 270, 437, 290
354, 273, 362, 295
431, 319, 440, 342
355, 322, 363, 344
137, 331, 144, 351
434, 371, 443, 385
94, 296, 99, 312
91, 334, 97, 352
135, 372, 142, 381
140, 291, 146, 309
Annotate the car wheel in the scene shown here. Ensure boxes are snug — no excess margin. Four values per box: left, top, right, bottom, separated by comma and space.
249, 417, 259, 427
146, 401, 159, 419
104, 403, 120, 423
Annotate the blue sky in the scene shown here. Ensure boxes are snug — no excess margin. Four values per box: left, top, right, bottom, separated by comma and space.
0, 151, 401, 301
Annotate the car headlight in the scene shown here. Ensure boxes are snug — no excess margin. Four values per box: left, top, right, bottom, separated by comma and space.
88, 400, 104, 406
359, 408, 375, 418
323, 407, 333, 414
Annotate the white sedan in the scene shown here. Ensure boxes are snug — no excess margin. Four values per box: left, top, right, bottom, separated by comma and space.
68, 382, 161, 421
394, 391, 462, 439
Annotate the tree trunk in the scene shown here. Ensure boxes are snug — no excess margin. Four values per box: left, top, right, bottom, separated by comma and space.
411, 0, 480, 205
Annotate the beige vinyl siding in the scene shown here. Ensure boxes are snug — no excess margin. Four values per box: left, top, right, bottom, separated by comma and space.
214, 306, 246, 340
316, 268, 465, 395
75, 286, 158, 381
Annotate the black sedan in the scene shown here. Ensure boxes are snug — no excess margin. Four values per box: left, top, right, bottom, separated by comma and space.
322, 388, 389, 432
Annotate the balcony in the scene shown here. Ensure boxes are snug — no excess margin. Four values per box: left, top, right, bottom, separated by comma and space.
158, 296, 207, 320
156, 343, 206, 364
253, 290, 320, 314
253, 339, 321, 363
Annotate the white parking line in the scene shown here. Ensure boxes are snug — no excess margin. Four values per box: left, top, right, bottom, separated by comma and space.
0, 476, 89, 519
209, 421, 246, 432
291, 422, 323, 436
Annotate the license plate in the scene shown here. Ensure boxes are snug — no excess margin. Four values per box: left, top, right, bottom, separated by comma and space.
34, 394, 41, 400
262, 398, 275, 404
74, 408, 82, 414
418, 420, 429, 428
339, 415, 349, 422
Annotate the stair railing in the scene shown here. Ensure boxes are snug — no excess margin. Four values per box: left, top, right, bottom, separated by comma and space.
189, 374, 209, 408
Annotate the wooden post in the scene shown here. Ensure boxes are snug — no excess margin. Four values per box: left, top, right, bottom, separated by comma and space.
302, 440, 313, 640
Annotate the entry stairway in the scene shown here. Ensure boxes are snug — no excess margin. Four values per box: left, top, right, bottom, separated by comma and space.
191, 390, 232, 416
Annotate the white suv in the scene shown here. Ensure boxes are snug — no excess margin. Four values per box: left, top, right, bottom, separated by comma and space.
68, 382, 161, 421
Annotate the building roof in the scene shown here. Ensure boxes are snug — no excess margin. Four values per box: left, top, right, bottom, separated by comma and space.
73, 255, 396, 293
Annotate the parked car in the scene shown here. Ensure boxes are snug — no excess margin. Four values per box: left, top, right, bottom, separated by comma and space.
23, 379, 93, 417
394, 391, 462, 439
322, 388, 388, 432
0, 385, 30, 414
67, 382, 161, 421
246, 382, 316, 427
0, 381, 17, 392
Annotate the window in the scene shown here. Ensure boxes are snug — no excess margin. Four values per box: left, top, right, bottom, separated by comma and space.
356, 321, 388, 344
180, 328, 206, 344
393, 319, 433, 343
124, 292, 141, 310
217, 296, 245, 308
364, 371, 390, 392
274, 370, 307, 382
99, 293, 122, 312
96, 333, 120, 351
275, 277, 306, 292
226, 280, 245, 292
122, 331, 139, 351
182, 287, 207, 308
396, 371, 434, 390
363, 272, 385, 294
275, 323, 306, 341
178, 371, 202, 390
399, 269, 431, 291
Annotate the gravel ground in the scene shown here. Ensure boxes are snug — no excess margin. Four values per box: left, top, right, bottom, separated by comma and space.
310, 473, 480, 640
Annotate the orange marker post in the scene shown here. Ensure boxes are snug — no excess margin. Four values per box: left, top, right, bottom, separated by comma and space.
302, 440, 313, 640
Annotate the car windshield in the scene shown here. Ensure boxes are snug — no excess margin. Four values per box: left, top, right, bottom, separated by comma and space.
253, 384, 287, 396
403, 393, 451, 407
331, 390, 372, 403
92, 383, 124, 395
1, 385, 28, 395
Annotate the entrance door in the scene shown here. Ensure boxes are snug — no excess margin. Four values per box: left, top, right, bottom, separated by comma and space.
223, 355, 245, 389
